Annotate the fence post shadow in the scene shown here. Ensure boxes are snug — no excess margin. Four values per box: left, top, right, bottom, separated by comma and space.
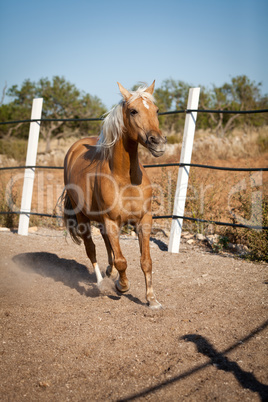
118, 320, 268, 402
182, 334, 268, 401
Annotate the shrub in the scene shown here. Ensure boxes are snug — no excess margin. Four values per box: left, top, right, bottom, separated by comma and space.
0, 178, 19, 228
150, 165, 268, 262
0, 139, 27, 162
257, 132, 268, 153
167, 135, 181, 145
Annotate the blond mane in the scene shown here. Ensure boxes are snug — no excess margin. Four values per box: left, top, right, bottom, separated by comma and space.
96, 85, 155, 159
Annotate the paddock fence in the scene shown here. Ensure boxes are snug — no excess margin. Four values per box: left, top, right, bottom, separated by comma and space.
0, 162, 267, 230
0, 94, 268, 251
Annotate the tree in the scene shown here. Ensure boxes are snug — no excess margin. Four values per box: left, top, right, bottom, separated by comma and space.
1, 75, 266, 148
154, 76, 267, 136
0, 102, 26, 140
154, 79, 190, 133
154, 80, 212, 134
0, 80, 35, 140
201, 75, 267, 136
1, 77, 106, 152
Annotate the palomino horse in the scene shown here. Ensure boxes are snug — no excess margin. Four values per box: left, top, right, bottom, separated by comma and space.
63, 81, 166, 309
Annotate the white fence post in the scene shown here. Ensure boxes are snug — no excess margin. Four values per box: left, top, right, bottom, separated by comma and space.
18, 98, 43, 236
168, 88, 200, 253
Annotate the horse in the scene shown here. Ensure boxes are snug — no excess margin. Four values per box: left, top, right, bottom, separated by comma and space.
63, 81, 166, 309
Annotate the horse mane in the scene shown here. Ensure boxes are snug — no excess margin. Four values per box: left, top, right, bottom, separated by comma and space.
96, 85, 155, 159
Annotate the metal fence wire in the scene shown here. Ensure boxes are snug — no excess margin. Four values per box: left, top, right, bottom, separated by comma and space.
0, 107, 268, 230
0, 107, 268, 126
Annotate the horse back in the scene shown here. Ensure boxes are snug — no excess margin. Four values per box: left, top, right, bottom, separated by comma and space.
64, 137, 100, 181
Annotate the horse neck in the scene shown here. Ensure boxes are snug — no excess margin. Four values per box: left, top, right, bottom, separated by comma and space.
110, 135, 142, 184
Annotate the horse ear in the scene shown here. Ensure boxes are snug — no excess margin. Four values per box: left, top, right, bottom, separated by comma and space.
145, 80, 155, 95
117, 82, 131, 101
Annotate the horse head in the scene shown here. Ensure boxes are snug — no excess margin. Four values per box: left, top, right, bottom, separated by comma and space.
118, 81, 167, 157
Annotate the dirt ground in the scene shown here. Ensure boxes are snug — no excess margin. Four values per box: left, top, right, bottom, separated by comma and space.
0, 228, 267, 401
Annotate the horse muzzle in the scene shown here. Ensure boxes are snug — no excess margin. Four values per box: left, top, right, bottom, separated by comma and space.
146, 131, 167, 157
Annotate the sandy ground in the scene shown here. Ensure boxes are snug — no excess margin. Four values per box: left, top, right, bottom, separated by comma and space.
0, 228, 267, 401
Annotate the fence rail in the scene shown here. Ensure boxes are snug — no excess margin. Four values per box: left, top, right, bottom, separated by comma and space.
0, 163, 267, 172
1, 210, 266, 231
1, 103, 268, 236
1, 107, 268, 125
1, 163, 267, 230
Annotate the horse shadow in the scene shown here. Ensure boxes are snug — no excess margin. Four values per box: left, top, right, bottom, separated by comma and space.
12, 252, 145, 305
13, 252, 105, 298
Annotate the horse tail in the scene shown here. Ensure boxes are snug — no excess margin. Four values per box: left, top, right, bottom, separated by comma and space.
63, 190, 82, 245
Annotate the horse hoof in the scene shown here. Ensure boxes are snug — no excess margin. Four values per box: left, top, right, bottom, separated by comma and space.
148, 300, 163, 310
115, 279, 130, 293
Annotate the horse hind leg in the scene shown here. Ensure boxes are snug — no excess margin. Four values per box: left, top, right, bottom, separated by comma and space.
81, 222, 103, 285
100, 229, 118, 280
137, 216, 162, 310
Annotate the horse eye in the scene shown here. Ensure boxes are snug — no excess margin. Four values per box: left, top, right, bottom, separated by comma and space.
156, 108, 159, 114
130, 109, 138, 116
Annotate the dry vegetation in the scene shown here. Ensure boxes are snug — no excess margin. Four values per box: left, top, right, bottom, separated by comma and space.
0, 128, 267, 261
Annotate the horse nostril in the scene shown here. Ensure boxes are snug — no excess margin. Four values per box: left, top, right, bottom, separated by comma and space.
148, 136, 160, 145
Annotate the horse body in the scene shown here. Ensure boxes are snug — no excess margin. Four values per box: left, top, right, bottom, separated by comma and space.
64, 81, 166, 309
64, 136, 152, 224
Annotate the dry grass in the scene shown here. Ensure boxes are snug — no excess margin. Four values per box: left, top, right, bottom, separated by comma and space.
140, 126, 268, 164
148, 153, 268, 261
0, 127, 267, 260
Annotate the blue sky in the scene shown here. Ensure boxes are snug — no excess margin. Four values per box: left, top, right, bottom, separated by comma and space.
1, 0, 267, 109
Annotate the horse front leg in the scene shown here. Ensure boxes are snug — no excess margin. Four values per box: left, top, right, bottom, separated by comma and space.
137, 214, 162, 310
104, 219, 130, 293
